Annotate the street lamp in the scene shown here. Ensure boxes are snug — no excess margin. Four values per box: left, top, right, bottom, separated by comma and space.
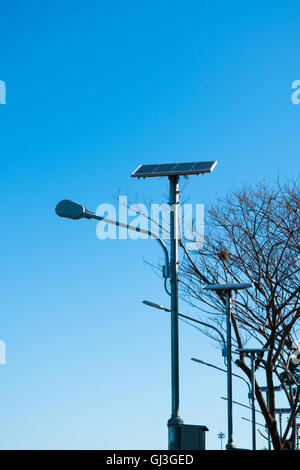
260, 385, 281, 450
191, 358, 251, 398
204, 282, 253, 450
132, 160, 217, 449
56, 159, 217, 451
218, 432, 225, 450
143, 300, 256, 448
237, 347, 270, 450
242, 417, 266, 428
242, 416, 269, 443
142, 300, 226, 359
221, 396, 264, 415
275, 407, 292, 440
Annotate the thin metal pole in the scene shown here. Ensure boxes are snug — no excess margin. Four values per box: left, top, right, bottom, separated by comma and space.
279, 413, 282, 439
226, 292, 234, 450
265, 391, 271, 450
167, 175, 183, 449
218, 432, 225, 450
251, 353, 256, 450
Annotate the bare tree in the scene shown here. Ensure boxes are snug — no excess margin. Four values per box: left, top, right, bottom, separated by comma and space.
178, 179, 300, 450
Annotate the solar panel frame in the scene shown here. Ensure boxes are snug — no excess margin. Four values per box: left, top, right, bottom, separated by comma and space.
133, 164, 159, 175
131, 160, 217, 178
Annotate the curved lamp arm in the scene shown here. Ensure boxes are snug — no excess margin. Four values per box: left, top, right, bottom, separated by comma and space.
191, 357, 252, 398
55, 199, 170, 279
90, 213, 170, 278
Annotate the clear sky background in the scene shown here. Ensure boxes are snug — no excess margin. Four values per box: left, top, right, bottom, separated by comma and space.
0, 0, 299, 450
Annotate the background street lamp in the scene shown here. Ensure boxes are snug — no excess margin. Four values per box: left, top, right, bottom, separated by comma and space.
275, 407, 292, 440
142, 300, 226, 360
260, 385, 281, 450
191, 358, 251, 398
217, 432, 225, 450
237, 348, 270, 450
242, 417, 269, 445
220, 396, 264, 415
242, 417, 266, 428
204, 282, 253, 450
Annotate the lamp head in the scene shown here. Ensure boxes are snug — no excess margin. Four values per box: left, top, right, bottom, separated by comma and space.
204, 282, 253, 292
55, 200, 93, 220
142, 300, 170, 312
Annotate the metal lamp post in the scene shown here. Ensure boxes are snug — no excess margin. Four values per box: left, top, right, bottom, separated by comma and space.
167, 175, 183, 443
204, 283, 253, 450
237, 348, 269, 450
132, 160, 217, 449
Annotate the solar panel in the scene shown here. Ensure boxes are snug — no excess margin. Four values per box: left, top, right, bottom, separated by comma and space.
204, 282, 253, 291
173, 162, 195, 171
131, 160, 217, 178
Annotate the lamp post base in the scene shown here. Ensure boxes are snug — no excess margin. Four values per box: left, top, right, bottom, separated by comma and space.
226, 442, 236, 450
168, 417, 184, 450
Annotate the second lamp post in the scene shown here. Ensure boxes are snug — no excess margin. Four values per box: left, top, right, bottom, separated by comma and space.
204, 282, 252, 450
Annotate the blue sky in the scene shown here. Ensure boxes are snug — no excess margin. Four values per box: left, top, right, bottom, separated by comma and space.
0, 0, 299, 449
